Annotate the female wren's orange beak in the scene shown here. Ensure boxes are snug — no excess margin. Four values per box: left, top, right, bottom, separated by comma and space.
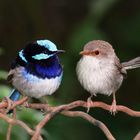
80, 50, 98, 56
80, 50, 91, 55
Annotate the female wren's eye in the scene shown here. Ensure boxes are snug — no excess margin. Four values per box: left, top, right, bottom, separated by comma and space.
94, 50, 99, 55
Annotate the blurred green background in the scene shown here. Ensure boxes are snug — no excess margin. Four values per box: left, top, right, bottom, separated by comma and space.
0, 0, 140, 139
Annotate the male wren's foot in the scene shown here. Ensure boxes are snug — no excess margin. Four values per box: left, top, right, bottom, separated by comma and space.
110, 99, 117, 115
4, 97, 14, 113
87, 96, 93, 113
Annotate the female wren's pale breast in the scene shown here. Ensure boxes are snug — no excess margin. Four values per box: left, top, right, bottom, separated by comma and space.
76, 55, 123, 96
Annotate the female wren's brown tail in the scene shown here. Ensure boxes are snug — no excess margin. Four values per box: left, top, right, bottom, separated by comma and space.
122, 57, 140, 70
76, 40, 140, 114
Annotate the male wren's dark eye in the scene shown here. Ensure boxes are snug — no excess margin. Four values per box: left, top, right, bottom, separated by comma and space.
44, 50, 47, 54
43, 50, 48, 54
95, 50, 99, 55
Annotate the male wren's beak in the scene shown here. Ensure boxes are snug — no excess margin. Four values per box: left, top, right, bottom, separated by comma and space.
54, 50, 65, 54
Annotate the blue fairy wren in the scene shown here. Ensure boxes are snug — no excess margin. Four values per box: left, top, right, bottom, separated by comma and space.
76, 40, 140, 114
7, 39, 64, 102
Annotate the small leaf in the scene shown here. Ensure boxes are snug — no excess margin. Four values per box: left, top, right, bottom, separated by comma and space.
0, 85, 11, 98
0, 71, 8, 80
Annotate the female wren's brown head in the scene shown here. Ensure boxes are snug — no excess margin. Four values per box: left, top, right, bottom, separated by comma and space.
80, 40, 116, 59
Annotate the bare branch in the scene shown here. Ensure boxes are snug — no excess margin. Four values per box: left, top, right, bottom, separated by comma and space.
7, 123, 12, 140
25, 101, 140, 117
31, 105, 68, 140
0, 112, 43, 140
0, 97, 140, 140
134, 131, 140, 140
62, 111, 116, 140
6, 108, 16, 140
0, 96, 28, 111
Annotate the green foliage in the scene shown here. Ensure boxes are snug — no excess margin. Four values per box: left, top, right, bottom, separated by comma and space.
0, 71, 8, 80
0, 48, 3, 56
0, 71, 10, 98
0, 85, 11, 98
68, 20, 106, 53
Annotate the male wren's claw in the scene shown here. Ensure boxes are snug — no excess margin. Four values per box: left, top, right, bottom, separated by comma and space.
4, 97, 14, 113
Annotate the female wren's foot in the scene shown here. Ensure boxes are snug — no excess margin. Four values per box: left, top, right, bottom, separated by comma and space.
110, 92, 117, 115
87, 95, 94, 113
110, 99, 117, 115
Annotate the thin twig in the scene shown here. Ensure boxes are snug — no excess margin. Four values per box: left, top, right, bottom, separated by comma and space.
134, 131, 140, 140
1, 98, 140, 140
7, 124, 12, 140
26, 101, 140, 117
0, 112, 42, 140
6, 108, 16, 140
31, 105, 67, 140
62, 111, 116, 140
0, 96, 28, 110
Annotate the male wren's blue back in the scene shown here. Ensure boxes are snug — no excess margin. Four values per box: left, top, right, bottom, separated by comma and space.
76, 40, 140, 114
8, 39, 64, 102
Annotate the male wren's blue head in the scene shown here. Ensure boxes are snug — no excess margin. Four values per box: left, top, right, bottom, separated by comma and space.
8, 39, 65, 102
19, 39, 64, 63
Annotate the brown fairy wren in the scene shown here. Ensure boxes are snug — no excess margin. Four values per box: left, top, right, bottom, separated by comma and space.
76, 40, 140, 114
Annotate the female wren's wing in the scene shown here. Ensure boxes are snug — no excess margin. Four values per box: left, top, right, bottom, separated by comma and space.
114, 55, 127, 78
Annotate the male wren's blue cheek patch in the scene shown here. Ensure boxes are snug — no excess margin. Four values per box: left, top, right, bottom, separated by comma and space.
19, 50, 28, 63
37, 40, 57, 51
32, 53, 53, 60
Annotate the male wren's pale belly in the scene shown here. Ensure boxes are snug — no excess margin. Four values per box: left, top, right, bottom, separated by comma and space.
76, 56, 123, 96
12, 67, 62, 98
